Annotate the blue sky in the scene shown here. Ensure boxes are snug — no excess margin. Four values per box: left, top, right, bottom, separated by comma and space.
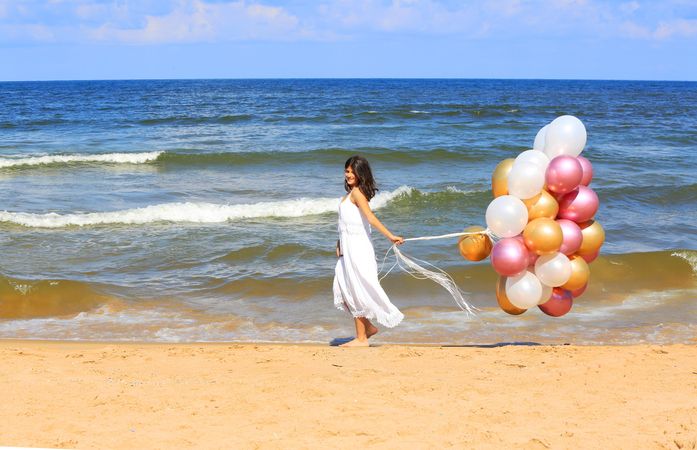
2, 0, 697, 81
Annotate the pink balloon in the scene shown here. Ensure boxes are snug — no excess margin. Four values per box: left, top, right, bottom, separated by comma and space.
514, 235, 539, 266
527, 251, 539, 267
571, 283, 587, 298
491, 238, 529, 277
538, 288, 573, 317
579, 250, 599, 263
545, 155, 583, 194
558, 186, 599, 223
550, 190, 565, 203
556, 219, 583, 255
577, 156, 593, 186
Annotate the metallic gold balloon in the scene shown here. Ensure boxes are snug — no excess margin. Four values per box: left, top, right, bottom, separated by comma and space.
577, 220, 605, 256
523, 217, 563, 255
523, 189, 559, 220
496, 276, 526, 315
562, 255, 590, 291
458, 226, 493, 262
491, 158, 515, 198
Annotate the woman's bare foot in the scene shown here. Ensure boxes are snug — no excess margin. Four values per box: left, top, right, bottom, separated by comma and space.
339, 338, 370, 347
366, 324, 378, 339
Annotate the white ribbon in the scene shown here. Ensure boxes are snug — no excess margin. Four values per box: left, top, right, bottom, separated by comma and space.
379, 228, 494, 317
402, 228, 496, 243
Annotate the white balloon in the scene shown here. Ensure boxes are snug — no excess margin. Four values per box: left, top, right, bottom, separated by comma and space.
538, 283, 553, 305
544, 115, 587, 159
514, 149, 550, 171
485, 195, 528, 238
533, 124, 548, 151
534, 252, 572, 287
505, 270, 543, 309
507, 161, 545, 200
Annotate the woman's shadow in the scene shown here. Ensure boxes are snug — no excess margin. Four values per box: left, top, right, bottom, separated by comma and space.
329, 337, 355, 346
329, 337, 543, 347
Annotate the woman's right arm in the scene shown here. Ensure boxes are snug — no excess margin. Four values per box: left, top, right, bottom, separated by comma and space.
336, 239, 342, 257
351, 188, 404, 245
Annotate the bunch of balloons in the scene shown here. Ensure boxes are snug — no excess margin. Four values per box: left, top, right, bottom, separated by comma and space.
458, 115, 605, 317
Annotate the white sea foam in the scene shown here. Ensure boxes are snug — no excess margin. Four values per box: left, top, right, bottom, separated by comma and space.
0, 303, 330, 343
0, 186, 413, 228
672, 250, 697, 274
444, 186, 485, 195
0, 151, 163, 168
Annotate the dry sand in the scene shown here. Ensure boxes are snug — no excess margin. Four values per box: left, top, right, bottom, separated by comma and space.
0, 340, 695, 449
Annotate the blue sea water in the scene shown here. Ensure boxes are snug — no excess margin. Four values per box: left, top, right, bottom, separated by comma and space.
0, 79, 695, 344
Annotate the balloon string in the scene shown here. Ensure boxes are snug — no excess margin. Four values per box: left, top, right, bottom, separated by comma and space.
378, 227, 494, 276
403, 228, 497, 243
378, 227, 494, 317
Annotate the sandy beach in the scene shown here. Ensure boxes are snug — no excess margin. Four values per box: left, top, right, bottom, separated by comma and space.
0, 341, 695, 449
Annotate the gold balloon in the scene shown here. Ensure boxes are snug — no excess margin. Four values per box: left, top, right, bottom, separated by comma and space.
458, 226, 493, 261
577, 220, 605, 256
491, 158, 515, 198
523, 190, 559, 220
562, 255, 590, 291
496, 276, 526, 315
523, 217, 563, 255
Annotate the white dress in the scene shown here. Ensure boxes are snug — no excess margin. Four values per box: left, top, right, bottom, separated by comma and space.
333, 193, 404, 328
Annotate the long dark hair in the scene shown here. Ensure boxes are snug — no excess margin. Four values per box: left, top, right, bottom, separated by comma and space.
344, 155, 378, 200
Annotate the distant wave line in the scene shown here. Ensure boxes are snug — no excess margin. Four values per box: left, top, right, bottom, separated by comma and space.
0, 152, 163, 168
157, 148, 482, 165
0, 147, 483, 169
0, 186, 413, 228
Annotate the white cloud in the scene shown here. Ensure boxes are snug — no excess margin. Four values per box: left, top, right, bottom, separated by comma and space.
487, 0, 523, 17
619, 1, 640, 14
316, 0, 488, 35
0, 0, 696, 44
619, 20, 651, 39
1, 23, 57, 41
89, 1, 303, 43
654, 19, 697, 39
74, 3, 108, 21
619, 18, 697, 40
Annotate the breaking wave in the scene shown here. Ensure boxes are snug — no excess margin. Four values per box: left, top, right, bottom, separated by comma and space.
0, 186, 414, 228
0, 152, 163, 168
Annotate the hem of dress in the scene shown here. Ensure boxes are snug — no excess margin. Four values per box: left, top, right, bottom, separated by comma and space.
334, 296, 404, 329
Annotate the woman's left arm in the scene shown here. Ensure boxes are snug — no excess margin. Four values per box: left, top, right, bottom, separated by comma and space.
352, 189, 404, 245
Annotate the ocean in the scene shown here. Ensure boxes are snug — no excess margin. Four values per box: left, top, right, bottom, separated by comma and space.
1, 79, 695, 344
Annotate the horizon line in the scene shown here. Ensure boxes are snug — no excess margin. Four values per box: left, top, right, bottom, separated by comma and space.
1, 76, 696, 83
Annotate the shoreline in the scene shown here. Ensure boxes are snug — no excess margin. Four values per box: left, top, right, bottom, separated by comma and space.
2, 337, 695, 346
1, 340, 695, 449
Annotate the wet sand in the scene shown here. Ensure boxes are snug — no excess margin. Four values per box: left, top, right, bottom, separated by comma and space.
0, 340, 695, 449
